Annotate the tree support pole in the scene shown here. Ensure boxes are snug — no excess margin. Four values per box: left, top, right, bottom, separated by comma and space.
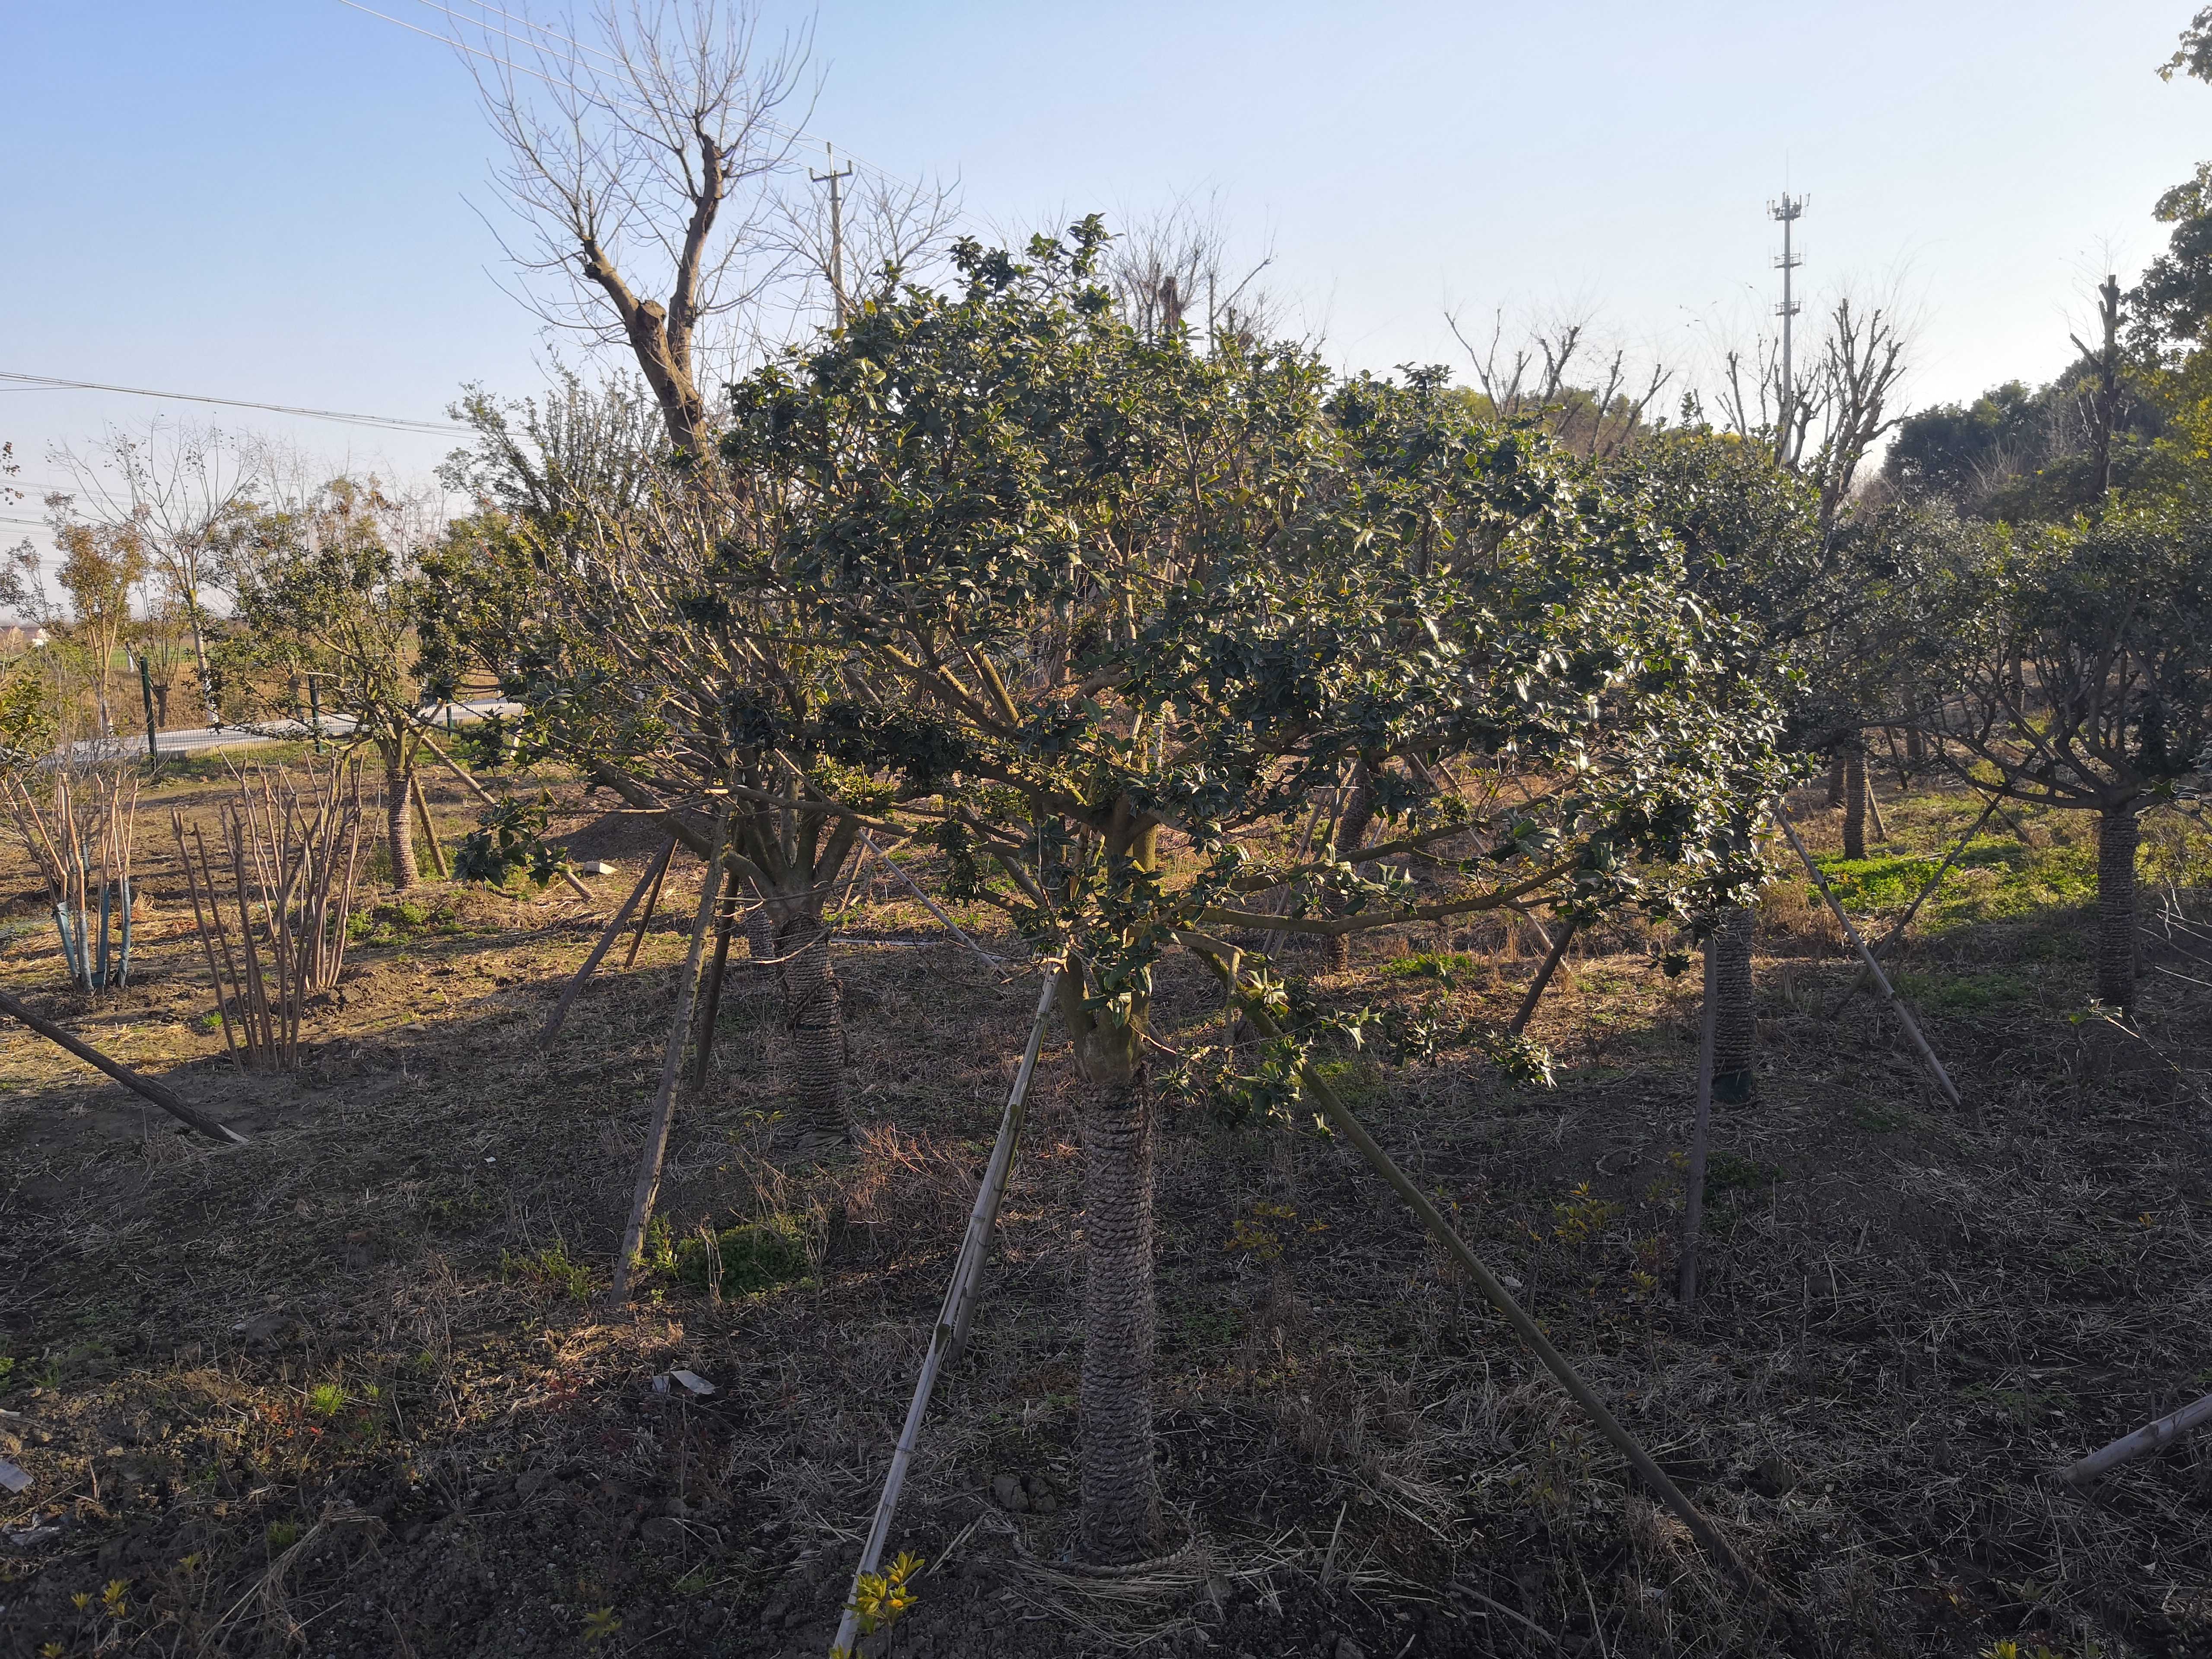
0, 985, 246, 1145
1199, 950, 1778, 1615
540, 839, 678, 1042
409, 776, 449, 880
413, 725, 593, 899
858, 828, 1002, 967
2063, 1391, 2212, 1484
1825, 792, 2002, 1018
686, 886, 743, 1093
1677, 937, 1719, 1306
1777, 807, 1961, 1108
831, 970, 1058, 1659
1508, 916, 1579, 1035
610, 810, 727, 1303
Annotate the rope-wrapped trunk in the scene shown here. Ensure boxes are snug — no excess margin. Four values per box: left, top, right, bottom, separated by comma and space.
778, 914, 850, 1144
1077, 1078, 1158, 1562
1710, 903, 1757, 1103
384, 761, 418, 890
1842, 743, 1869, 861
2096, 804, 2140, 1012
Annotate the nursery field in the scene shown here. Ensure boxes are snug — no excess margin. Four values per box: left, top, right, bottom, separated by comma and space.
0, 768, 2209, 1659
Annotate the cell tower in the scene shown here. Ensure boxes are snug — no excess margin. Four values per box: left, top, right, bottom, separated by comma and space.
1768, 192, 1808, 439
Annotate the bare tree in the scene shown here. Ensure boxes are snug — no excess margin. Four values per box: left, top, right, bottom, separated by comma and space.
48, 419, 257, 725
1446, 305, 1672, 457
469, 0, 815, 455
1106, 195, 1280, 350
773, 145, 963, 330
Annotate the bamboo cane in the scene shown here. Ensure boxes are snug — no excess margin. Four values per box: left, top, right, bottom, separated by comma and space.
610, 810, 728, 1303
1212, 961, 1776, 1610
540, 838, 677, 1042
831, 969, 1058, 1659
1825, 792, 2003, 1017
2063, 1391, 2212, 1484
1777, 807, 1961, 1108
0, 984, 245, 1144
1508, 915, 1580, 1036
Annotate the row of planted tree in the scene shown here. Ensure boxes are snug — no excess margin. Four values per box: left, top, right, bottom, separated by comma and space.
2, 216, 2205, 1599
384, 222, 2206, 1575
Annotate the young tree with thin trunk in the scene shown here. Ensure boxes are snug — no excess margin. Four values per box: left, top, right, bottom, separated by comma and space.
221, 478, 439, 890
1921, 504, 2212, 1012
719, 227, 1784, 1561
50, 419, 256, 724
429, 377, 885, 1147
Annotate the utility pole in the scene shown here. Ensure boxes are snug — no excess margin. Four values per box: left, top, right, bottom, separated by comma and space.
810, 143, 855, 326
1769, 191, 1807, 463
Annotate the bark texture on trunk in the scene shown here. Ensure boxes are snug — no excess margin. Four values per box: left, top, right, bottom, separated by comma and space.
385, 761, 418, 890
2096, 805, 2140, 1012
1710, 903, 1757, 1103
1842, 744, 1868, 862
1076, 1076, 1157, 1562
778, 914, 849, 1144
1826, 750, 1847, 808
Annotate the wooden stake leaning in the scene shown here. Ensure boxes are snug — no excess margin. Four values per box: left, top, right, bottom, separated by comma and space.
1677, 936, 1720, 1306
539, 838, 678, 1042
857, 828, 1004, 967
412, 725, 594, 899
0, 984, 246, 1145
1824, 792, 2003, 1018
1508, 915, 1580, 1035
1205, 953, 1777, 1612
831, 969, 1058, 1659
610, 810, 728, 1304
1777, 807, 1961, 1108
2063, 1390, 2212, 1484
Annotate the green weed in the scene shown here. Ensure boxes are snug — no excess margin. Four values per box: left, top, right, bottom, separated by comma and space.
503, 1237, 592, 1301
674, 1215, 811, 1296
1384, 949, 1479, 987
305, 1382, 346, 1419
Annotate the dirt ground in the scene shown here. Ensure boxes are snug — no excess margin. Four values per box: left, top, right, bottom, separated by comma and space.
1, 759, 2209, 1659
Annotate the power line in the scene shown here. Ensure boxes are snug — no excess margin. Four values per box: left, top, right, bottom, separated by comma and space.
0, 370, 459, 435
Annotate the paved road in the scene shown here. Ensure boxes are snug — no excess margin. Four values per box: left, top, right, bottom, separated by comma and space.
75, 700, 523, 761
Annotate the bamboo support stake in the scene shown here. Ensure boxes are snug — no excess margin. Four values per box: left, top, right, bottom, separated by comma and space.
610, 810, 728, 1303
622, 842, 674, 970
413, 726, 592, 899
1777, 807, 1961, 1108
858, 829, 1001, 966
410, 775, 449, 880
1826, 792, 2003, 1017
686, 886, 743, 1093
1508, 915, 1580, 1035
1208, 955, 1776, 1610
1677, 937, 1719, 1306
0, 984, 246, 1144
832, 969, 1058, 1659
540, 839, 677, 1042
2063, 1391, 2212, 1484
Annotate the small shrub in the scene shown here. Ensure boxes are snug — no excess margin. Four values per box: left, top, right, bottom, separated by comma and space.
674, 1215, 810, 1296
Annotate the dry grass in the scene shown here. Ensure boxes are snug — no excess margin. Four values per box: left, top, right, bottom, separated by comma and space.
0, 770, 2207, 1657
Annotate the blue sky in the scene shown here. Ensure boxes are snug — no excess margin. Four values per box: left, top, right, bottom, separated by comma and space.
2, 0, 2204, 548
